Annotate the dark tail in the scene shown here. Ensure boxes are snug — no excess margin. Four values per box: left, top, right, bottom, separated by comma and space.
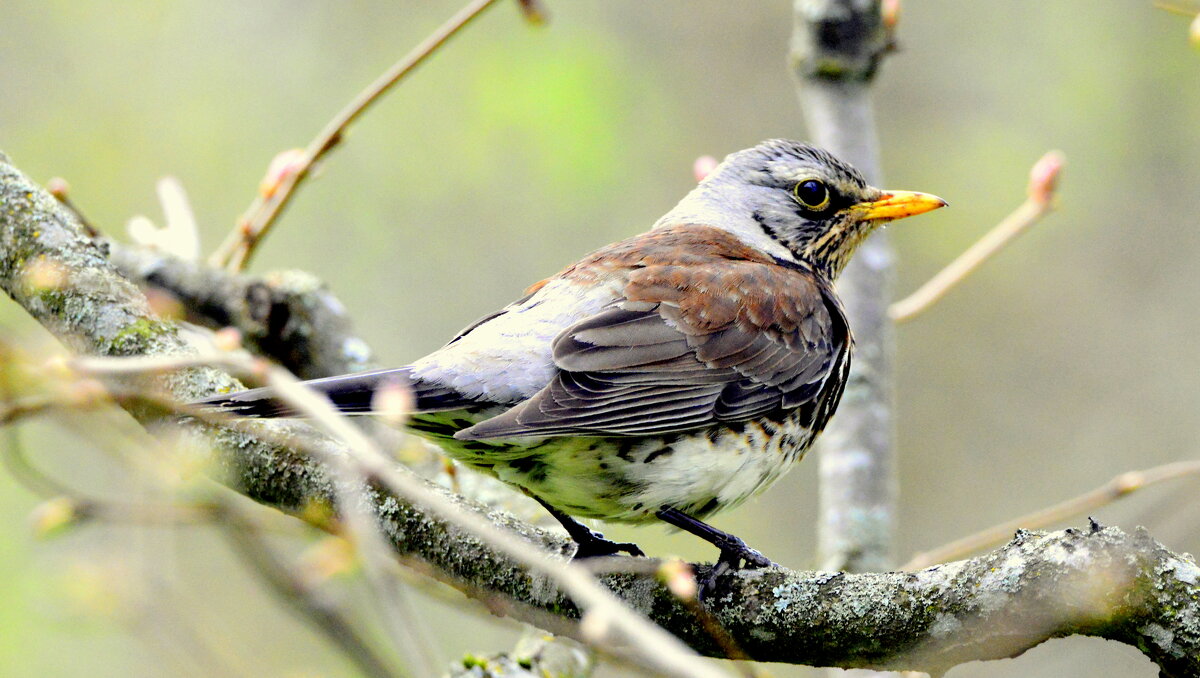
192, 367, 482, 418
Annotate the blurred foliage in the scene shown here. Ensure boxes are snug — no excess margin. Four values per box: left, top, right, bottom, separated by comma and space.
0, 1, 1198, 676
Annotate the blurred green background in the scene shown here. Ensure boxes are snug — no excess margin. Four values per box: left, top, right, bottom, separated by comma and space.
1, 1, 1198, 676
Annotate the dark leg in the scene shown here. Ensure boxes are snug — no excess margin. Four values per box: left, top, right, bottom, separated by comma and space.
656, 506, 773, 597
530, 495, 645, 559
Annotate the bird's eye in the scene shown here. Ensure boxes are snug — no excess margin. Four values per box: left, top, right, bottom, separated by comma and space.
793, 179, 830, 211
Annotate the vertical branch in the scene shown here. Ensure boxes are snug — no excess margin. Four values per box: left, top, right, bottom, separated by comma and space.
792, 6, 901, 677
790, 0, 895, 574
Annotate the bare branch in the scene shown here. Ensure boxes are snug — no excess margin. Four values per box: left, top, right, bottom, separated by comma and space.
889, 151, 1064, 323
218, 506, 408, 678
211, 0, 506, 271
903, 460, 1200, 571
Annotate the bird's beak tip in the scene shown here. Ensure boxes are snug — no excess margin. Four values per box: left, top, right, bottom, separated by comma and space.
853, 190, 948, 222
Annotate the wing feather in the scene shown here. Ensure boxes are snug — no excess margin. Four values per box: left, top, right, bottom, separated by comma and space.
458, 252, 848, 440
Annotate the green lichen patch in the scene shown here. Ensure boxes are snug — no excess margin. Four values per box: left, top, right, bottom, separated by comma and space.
108, 317, 175, 355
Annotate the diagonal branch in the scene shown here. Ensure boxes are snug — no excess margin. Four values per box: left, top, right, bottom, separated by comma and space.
3, 154, 1200, 675
902, 459, 1200, 571
890, 151, 1064, 323
211, 0, 507, 271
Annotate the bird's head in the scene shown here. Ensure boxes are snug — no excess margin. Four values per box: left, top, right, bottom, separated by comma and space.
661, 139, 946, 278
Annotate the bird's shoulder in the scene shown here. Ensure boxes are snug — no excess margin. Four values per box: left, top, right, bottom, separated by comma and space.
552, 223, 842, 340
557, 223, 780, 277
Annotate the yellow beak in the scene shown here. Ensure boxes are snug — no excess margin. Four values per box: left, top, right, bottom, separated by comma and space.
850, 190, 947, 222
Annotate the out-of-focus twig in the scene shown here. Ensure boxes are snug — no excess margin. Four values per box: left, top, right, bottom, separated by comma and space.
889, 151, 1064, 323
211, 0, 505, 272
1154, 2, 1200, 47
902, 460, 1200, 570
218, 506, 408, 678
0, 396, 57, 425
1154, 1, 1196, 17
70, 345, 732, 678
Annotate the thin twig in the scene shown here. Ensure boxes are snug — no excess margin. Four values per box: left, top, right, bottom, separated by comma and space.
889, 151, 1064, 323
218, 506, 407, 678
2, 361, 401, 675
211, 0, 504, 271
902, 460, 1200, 570
1154, 1, 1197, 18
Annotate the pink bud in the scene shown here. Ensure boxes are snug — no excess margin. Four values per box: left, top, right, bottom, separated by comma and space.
258, 149, 307, 199
658, 559, 698, 600
47, 177, 70, 199
693, 155, 719, 183
372, 378, 414, 426
212, 327, 243, 352
1027, 150, 1064, 205
882, 0, 901, 30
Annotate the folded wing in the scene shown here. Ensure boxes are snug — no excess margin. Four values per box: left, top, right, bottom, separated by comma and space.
457, 258, 848, 439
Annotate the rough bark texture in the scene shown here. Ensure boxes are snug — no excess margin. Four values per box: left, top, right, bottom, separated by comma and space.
792, 0, 896, 576
3, 155, 1200, 675
109, 244, 374, 380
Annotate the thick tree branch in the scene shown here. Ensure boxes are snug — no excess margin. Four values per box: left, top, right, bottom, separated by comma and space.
3, 155, 1200, 675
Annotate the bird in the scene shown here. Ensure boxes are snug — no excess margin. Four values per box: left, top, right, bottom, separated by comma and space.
198, 139, 945, 588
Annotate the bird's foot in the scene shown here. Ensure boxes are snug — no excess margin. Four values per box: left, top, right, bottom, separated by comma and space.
698, 534, 774, 601
526, 493, 645, 559
653, 506, 776, 600
714, 533, 773, 569
571, 527, 646, 559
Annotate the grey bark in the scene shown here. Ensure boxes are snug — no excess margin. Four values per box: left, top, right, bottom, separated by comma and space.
792, 0, 896, 576
109, 244, 374, 380
3, 155, 1200, 675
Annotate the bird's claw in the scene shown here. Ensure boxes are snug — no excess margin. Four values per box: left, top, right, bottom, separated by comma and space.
571, 527, 646, 559
697, 540, 775, 601
732, 545, 772, 569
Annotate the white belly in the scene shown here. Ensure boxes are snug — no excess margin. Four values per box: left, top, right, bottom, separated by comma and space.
464, 415, 815, 524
